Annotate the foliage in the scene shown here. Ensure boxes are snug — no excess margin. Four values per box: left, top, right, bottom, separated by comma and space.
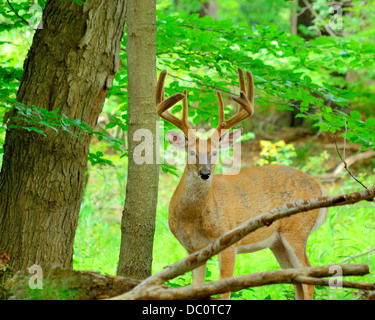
255, 140, 296, 166
1, 99, 124, 166
301, 150, 331, 175
1, 0, 375, 169
152, 0, 374, 154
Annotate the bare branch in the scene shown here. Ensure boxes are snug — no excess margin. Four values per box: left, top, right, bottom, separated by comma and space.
6, 0, 32, 28
341, 246, 375, 263
293, 276, 374, 291
329, 132, 369, 190
110, 264, 371, 300
319, 148, 375, 183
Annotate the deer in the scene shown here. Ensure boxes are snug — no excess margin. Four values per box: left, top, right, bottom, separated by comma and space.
155, 67, 327, 300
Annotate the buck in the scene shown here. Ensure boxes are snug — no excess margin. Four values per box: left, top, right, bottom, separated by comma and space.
156, 68, 327, 300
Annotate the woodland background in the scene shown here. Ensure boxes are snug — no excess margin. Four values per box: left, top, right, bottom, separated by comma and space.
0, 0, 374, 300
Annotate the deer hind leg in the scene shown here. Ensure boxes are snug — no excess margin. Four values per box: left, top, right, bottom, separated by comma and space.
219, 247, 236, 299
271, 234, 314, 300
192, 262, 207, 285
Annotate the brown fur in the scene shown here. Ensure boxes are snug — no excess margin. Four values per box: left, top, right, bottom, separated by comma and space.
168, 138, 326, 300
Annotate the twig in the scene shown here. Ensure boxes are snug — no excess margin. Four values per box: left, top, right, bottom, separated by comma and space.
330, 132, 369, 190
110, 187, 375, 300
343, 117, 347, 160
319, 149, 375, 183
6, 0, 32, 28
341, 246, 375, 263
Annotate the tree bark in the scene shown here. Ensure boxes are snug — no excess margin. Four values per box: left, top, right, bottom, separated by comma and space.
0, 0, 127, 271
117, 0, 159, 280
199, 0, 217, 19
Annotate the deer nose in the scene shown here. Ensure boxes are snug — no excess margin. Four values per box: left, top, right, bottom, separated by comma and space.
199, 170, 211, 180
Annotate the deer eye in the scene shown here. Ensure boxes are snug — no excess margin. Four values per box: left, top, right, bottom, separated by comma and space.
189, 151, 195, 156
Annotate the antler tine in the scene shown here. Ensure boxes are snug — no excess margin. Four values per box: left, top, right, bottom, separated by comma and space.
216, 67, 255, 137
231, 67, 254, 116
156, 70, 191, 137
181, 89, 190, 132
216, 90, 225, 137
238, 67, 246, 93
156, 69, 167, 105
246, 69, 254, 105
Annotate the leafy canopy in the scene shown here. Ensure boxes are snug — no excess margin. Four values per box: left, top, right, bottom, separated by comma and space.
0, 0, 374, 169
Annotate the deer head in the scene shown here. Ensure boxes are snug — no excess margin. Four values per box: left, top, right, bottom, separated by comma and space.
156, 68, 254, 180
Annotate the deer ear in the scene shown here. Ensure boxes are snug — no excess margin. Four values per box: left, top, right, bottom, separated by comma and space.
166, 130, 187, 150
220, 129, 241, 149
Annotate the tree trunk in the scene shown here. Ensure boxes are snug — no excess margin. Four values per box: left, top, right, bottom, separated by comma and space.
0, 0, 127, 271
117, 0, 159, 279
199, 0, 217, 19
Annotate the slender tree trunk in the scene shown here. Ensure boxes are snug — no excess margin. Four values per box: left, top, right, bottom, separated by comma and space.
117, 0, 159, 279
199, 0, 217, 19
0, 0, 127, 271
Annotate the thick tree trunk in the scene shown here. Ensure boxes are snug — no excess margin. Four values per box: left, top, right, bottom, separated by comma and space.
117, 0, 159, 280
0, 0, 127, 271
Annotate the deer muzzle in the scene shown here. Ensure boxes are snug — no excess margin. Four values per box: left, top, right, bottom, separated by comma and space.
199, 169, 211, 180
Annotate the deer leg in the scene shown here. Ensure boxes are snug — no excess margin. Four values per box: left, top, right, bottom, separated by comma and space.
192, 262, 207, 285
270, 238, 301, 299
219, 247, 236, 299
278, 234, 314, 300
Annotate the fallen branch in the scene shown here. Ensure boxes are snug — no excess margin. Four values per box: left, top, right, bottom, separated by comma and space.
324, 143, 362, 151
110, 187, 375, 300
292, 276, 374, 291
319, 149, 375, 183
116, 264, 371, 300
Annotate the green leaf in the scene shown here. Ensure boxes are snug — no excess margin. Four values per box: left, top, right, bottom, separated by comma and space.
315, 122, 330, 132
24, 126, 46, 135
365, 117, 375, 126
105, 122, 117, 129
350, 111, 361, 121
